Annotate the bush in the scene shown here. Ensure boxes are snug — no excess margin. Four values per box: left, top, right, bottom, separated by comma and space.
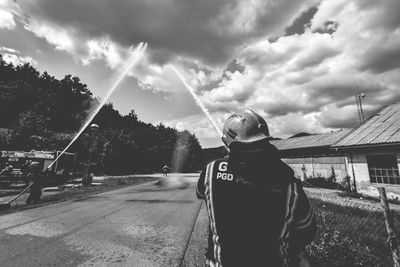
338, 175, 352, 191
307, 213, 382, 267
303, 177, 338, 189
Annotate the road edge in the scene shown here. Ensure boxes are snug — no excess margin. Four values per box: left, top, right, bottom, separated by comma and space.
180, 201, 208, 267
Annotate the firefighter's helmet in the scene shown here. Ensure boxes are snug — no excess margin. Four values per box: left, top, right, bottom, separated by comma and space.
222, 109, 270, 147
29, 161, 40, 171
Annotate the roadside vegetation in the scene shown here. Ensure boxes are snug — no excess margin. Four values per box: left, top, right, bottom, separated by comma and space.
299, 172, 397, 266
308, 212, 382, 267
306, 191, 396, 266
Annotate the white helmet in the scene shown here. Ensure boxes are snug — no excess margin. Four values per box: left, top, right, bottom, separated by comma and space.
222, 109, 270, 147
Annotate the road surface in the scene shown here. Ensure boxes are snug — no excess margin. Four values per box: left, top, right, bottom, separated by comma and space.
0, 174, 208, 267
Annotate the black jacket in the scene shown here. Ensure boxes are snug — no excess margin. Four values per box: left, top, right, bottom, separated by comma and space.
197, 139, 316, 266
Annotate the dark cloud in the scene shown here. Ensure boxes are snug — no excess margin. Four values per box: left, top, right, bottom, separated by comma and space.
320, 115, 357, 129
262, 101, 315, 117
318, 104, 387, 129
253, 1, 314, 36
18, 0, 314, 66
285, 6, 318, 36
359, 45, 400, 74
358, 0, 400, 31
265, 77, 398, 119
225, 59, 245, 75
307, 78, 384, 103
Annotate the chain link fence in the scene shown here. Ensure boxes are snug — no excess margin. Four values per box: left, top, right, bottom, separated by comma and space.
305, 187, 400, 266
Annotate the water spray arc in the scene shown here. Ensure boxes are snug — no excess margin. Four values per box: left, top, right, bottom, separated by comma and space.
48, 43, 148, 169
170, 66, 225, 144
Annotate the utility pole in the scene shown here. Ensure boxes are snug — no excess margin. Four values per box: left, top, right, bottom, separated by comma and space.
84, 123, 99, 185
355, 93, 366, 124
378, 187, 400, 267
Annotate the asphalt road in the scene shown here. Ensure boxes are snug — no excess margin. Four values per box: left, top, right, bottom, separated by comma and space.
0, 174, 208, 267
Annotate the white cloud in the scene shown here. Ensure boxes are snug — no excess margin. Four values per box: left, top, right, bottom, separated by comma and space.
2, 53, 37, 66
0, 46, 18, 54
0, 4, 16, 29
268, 112, 326, 138
82, 38, 122, 68
163, 112, 227, 139
24, 20, 74, 52
317, 104, 359, 128
134, 60, 182, 93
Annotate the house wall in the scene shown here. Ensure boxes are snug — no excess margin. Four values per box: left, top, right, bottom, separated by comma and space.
282, 156, 348, 182
347, 153, 370, 191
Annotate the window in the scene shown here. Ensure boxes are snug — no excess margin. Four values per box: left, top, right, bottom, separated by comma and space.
367, 154, 400, 185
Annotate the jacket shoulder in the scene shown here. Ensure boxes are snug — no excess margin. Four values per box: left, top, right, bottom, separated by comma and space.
208, 158, 228, 173
205, 158, 227, 169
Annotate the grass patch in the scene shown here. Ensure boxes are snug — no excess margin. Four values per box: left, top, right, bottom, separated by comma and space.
307, 213, 382, 267
307, 192, 399, 266
0, 176, 160, 215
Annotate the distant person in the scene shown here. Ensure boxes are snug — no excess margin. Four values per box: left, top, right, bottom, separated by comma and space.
26, 161, 42, 205
197, 109, 316, 267
162, 164, 170, 176
301, 164, 307, 181
82, 171, 94, 186
329, 166, 336, 183
88, 172, 94, 185
21, 159, 33, 186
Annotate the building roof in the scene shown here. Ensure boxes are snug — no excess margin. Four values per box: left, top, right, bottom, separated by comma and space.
270, 130, 350, 151
334, 102, 400, 147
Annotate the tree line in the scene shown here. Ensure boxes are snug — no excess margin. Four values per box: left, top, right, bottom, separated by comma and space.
0, 54, 204, 174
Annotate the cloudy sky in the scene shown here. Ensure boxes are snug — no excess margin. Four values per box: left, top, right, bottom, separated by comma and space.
1, 0, 400, 147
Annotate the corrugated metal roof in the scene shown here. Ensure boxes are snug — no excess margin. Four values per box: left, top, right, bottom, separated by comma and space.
334, 102, 400, 147
270, 130, 350, 151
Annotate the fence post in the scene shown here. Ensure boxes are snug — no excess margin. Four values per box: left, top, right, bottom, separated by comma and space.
378, 187, 400, 267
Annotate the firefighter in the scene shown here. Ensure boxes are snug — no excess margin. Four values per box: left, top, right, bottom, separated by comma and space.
197, 109, 316, 267
26, 161, 42, 205
162, 164, 170, 176
21, 159, 32, 186
0, 162, 13, 176
88, 172, 94, 186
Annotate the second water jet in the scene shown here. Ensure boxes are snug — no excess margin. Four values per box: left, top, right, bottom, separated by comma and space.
170, 66, 228, 151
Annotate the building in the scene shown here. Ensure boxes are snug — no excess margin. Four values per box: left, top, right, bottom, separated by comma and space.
333, 102, 400, 196
271, 102, 400, 198
271, 130, 350, 182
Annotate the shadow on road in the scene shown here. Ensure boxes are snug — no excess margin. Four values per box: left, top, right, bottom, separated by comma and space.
125, 199, 195, 204
133, 186, 190, 193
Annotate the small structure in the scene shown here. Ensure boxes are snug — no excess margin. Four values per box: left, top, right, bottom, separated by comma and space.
271, 130, 350, 182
